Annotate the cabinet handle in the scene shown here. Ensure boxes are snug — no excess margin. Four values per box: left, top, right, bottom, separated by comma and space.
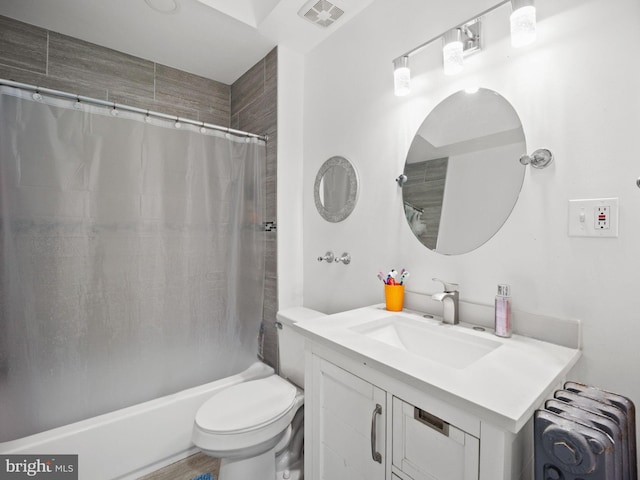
414, 407, 450, 436
370, 403, 383, 464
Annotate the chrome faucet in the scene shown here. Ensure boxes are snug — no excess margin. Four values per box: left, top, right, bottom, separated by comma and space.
431, 278, 459, 325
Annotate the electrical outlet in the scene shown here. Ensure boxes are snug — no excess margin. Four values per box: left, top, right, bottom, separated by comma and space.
595, 206, 610, 230
568, 198, 619, 237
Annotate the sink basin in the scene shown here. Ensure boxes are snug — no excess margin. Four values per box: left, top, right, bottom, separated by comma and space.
350, 315, 501, 369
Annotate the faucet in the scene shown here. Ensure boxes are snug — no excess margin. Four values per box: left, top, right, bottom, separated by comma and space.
431, 278, 459, 325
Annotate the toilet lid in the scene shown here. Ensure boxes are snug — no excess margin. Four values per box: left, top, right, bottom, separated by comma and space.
195, 376, 298, 434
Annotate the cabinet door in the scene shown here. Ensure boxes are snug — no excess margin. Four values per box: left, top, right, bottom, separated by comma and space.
310, 357, 386, 480
393, 397, 479, 480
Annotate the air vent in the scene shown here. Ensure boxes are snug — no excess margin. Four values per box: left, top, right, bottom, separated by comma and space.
299, 0, 345, 28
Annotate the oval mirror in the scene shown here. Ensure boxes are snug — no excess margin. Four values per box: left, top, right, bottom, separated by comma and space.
314, 156, 359, 222
402, 88, 526, 255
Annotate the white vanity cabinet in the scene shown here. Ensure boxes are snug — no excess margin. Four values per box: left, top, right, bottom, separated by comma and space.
307, 354, 483, 480
308, 356, 386, 480
305, 349, 530, 480
298, 306, 581, 480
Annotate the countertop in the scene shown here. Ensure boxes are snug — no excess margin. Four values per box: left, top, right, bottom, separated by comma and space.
292, 304, 581, 433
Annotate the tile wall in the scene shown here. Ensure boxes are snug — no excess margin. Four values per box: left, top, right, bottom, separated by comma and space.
0, 14, 279, 368
230, 49, 279, 368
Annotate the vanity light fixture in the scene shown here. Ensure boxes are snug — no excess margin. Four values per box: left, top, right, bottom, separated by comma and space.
443, 29, 464, 76
510, 0, 537, 48
393, 56, 411, 96
442, 19, 482, 76
391, 0, 541, 96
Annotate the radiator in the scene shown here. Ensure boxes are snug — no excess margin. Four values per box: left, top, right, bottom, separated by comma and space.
534, 382, 637, 480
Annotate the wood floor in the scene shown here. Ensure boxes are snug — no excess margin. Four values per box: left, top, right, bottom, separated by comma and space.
137, 453, 220, 480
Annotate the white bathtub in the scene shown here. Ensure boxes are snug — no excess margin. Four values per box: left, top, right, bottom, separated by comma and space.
0, 362, 273, 480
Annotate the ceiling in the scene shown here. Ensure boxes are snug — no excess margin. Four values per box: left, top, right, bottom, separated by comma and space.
0, 0, 374, 84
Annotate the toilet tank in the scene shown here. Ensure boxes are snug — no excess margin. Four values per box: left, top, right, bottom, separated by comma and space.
277, 307, 326, 388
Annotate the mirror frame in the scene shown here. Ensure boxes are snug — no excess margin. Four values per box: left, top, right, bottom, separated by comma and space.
314, 156, 359, 223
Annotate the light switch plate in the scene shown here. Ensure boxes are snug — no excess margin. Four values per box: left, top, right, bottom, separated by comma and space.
568, 198, 619, 237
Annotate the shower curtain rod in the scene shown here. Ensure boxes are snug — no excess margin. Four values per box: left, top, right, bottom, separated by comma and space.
0, 78, 268, 142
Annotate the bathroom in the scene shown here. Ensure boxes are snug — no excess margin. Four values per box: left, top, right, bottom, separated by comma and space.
0, 0, 639, 478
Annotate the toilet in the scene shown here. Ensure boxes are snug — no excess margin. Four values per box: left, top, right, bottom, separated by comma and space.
192, 307, 326, 480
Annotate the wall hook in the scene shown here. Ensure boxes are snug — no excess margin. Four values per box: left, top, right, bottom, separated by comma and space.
519, 148, 553, 169
396, 174, 408, 187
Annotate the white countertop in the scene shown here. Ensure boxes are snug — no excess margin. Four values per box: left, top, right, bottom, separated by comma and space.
293, 305, 581, 433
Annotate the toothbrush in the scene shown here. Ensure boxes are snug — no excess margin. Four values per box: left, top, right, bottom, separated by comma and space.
399, 271, 410, 285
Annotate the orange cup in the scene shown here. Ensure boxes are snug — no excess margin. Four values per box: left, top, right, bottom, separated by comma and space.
384, 284, 405, 312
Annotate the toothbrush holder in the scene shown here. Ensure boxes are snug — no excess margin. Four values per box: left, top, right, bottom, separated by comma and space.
384, 284, 405, 312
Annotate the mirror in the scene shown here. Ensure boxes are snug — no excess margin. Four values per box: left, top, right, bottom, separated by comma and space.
314, 156, 359, 222
403, 88, 526, 255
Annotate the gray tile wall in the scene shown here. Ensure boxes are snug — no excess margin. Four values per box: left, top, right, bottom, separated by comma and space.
0, 15, 279, 368
231, 48, 279, 369
0, 15, 230, 124
403, 158, 448, 250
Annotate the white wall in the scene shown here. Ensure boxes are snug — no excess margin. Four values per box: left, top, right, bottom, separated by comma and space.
300, 0, 640, 419
277, 45, 305, 309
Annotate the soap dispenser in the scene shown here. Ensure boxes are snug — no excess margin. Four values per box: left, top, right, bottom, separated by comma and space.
494, 284, 512, 338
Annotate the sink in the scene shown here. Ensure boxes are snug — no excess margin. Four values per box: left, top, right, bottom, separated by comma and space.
350, 315, 501, 369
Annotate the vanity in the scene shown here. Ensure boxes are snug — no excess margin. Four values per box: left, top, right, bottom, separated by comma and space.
306, 47, 571, 478
293, 306, 581, 480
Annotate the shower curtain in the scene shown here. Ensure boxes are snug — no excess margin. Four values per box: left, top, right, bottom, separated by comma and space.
0, 87, 266, 442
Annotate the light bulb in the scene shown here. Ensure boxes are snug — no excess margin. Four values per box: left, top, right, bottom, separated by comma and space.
510, 4, 536, 48
393, 56, 410, 97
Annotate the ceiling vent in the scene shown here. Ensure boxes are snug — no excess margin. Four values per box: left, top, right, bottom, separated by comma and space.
298, 0, 345, 28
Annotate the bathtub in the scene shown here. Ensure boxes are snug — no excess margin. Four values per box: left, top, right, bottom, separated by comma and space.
0, 362, 273, 480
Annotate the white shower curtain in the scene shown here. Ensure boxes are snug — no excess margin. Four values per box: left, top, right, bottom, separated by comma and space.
0, 87, 266, 442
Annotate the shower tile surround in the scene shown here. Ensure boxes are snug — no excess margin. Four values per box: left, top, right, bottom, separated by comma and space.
0, 15, 279, 367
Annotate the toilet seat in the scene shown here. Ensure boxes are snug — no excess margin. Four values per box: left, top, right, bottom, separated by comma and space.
196, 375, 298, 434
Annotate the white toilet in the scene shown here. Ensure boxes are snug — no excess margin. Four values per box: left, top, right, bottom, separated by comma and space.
192, 307, 326, 480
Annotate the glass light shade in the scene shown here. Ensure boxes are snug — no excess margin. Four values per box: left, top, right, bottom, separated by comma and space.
394, 67, 411, 96
510, 5, 536, 48
443, 41, 464, 76
393, 57, 411, 96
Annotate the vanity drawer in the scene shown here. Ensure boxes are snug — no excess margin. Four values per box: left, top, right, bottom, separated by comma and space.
392, 397, 479, 480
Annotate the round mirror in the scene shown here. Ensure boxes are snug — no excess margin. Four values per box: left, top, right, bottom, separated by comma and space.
314, 156, 359, 222
402, 88, 526, 255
